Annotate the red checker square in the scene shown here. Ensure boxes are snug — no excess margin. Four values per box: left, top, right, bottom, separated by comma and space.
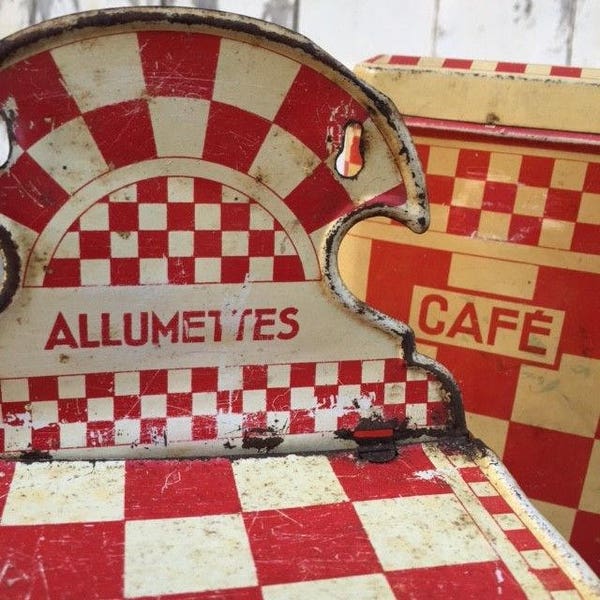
2, 402, 29, 426
456, 149, 491, 180
203, 103, 271, 173
32, 424, 60, 451
274, 65, 368, 159
44, 258, 81, 287
194, 179, 223, 203
426, 174, 455, 205
427, 401, 449, 427
482, 181, 517, 212
136, 177, 168, 203
386, 561, 526, 600
384, 359, 407, 383
331, 444, 451, 501
545, 188, 581, 221
508, 214, 542, 245
58, 399, 88, 423
381, 403, 407, 421
222, 203, 250, 231
110, 258, 140, 285
84, 100, 156, 168
244, 503, 380, 586
315, 385, 339, 408
140, 369, 168, 395
221, 257, 250, 283
458, 466, 488, 483
390, 55, 420, 65
290, 362, 316, 387
361, 382, 385, 405
415, 143, 430, 171
505, 528, 542, 551
519, 156, 555, 187
140, 418, 167, 445
550, 65, 582, 78
0, 154, 69, 233
338, 360, 363, 385
0, 53, 80, 150
533, 568, 577, 592
478, 495, 514, 515
337, 411, 361, 431
243, 365, 268, 390
167, 393, 192, 417
285, 163, 352, 234
447, 206, 481, 236
405, 380, 429, 403
496, 61, 527, 73
249, 230, 275, 256
0, 522, 124, 599
168, 257, 195, 284
273, 255, 305, 281
192, 415, 217, 439
570, 510, 600, 576
266, 388, 290, 411
289, 409, 315, 433
114, 395, 141, 420
217, 390, 242, 413
194, 231, 222, 257
192, 367, 218, 392
584, 162, 600, 194
87, 421, 115, 447
0, 461, 15, 516
85, 372, 114, 398
503, 423, 592, 507
571, 223, 600, 254
243, 412, 267, 431
109, 202, 139, 231
167, 203, 195, 230
138, 230, 168, 258
139, 31, 220, 99
79, 231, 111, 259
125, 458, 240, 520
28, 376, 58, 402
442, 58, 474, 69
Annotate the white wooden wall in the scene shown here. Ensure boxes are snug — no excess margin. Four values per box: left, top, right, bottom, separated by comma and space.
0, 0, 599, 68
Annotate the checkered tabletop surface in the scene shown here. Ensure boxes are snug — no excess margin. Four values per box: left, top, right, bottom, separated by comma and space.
0, 442, 596, 599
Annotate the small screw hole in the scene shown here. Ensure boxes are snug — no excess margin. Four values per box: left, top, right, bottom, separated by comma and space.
335, 122, 364, 178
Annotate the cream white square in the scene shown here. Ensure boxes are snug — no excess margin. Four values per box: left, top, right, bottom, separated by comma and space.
138, 204, 167, 230
81, 259, 111, 286
337, 385, 362, 406
218, 366, 242, 390
407, 367, 428, 381
168, 369, 191, 393
428, 381, 443, 402
168, 177, 194, 203
0, 378, 29, 402
315, 362, 339, 385
232, 455, 347, 511
2, 462, 124, 525
54, 232, 80, 259
469, 482, 499, 497
60, 422, 87, 448
124, 514, 256, 597
274, 230, 296, 255
362, 360, 385, 382
314, 410, 339, 432
493, 513, 525, 531
354, 494, 497, 570
140, 258, 168, 284
168, 231, 194, 257
406, 403, 426, 424
114, 371, 140, 396
267, 364, 290, 388
242, 389, 266, 413
250, 204, 274, 230
88, 397, 114, 421
3, 427, 31, 451
262, 574, 395, 600
141, 395, 167, 418
58, 375, 86, 399
195, 258, 221, 283
167, 417, 192, 442
266, 411, 289, 432
384, 382, 406, 404
115, 419, 141, 445
222, 231, 248, 256
217, 412, 243, 437
110, 231, 139, 258
248, 257, 274, 281
521, 549, 556, 570
192, 392, 217, 415
290, 387, 316, 410
195, 204, 221, 230
80, 203, 109, 231
30, 401, 58, 427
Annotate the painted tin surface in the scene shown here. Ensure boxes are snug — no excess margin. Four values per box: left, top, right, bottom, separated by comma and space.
0, 441, 598, 598
350, 54, 600, 575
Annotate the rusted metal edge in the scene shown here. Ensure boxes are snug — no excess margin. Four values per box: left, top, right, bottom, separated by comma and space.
0, 6, 428, 234
0, 226, 20, 313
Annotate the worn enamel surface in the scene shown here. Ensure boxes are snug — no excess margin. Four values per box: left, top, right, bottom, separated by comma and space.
0, 442, 598, 598
350, 55, 600, 576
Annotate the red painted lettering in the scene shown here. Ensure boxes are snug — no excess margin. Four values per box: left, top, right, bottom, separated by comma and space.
519, 310, 553, 355
446, 302, 483, 343
253, 308, 277, 340
124, 312, 148, 346
278, 307, 299, 340
182, 311, 205, 343
151, 312, 179, 345
79, 314, 100, 348
419, 294, 447, 335
487, 307, 519, 345
44, 312, 78, 350
101, 313, 121, 347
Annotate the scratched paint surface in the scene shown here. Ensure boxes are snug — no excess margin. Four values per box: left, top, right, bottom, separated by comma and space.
0, 442, 597, 598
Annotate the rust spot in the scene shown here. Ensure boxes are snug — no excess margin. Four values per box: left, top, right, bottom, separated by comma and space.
485, 112, 501, 125
242, 427, 284, 452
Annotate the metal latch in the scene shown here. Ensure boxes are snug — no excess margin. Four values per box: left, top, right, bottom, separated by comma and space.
336, 417, 408, 463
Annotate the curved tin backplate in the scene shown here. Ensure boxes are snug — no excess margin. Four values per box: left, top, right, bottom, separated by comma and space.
0, 8, 465, 458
